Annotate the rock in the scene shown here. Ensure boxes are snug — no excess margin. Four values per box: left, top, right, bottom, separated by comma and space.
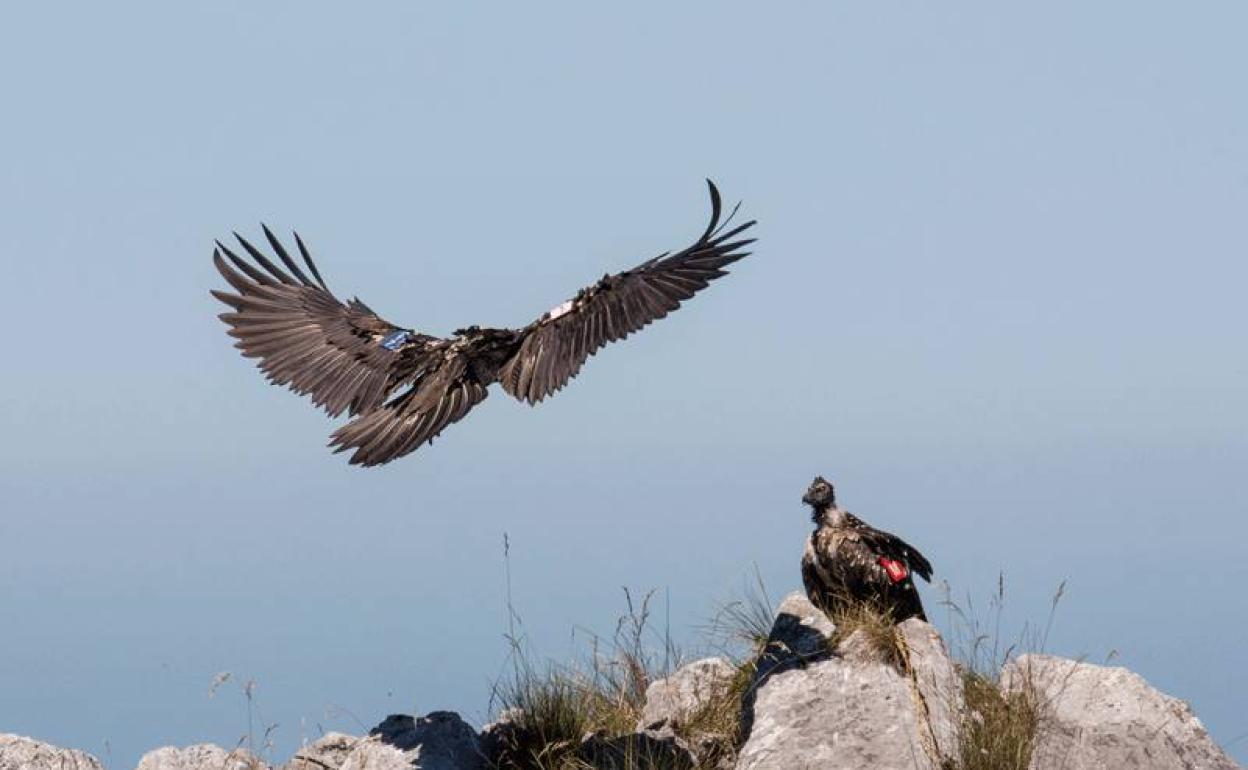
0, 734, 104, 770
135, 744, 268, 770
1002, 654, 1241, 770
337, 738, 417, 770
478, 709, 550, 770
576, 728, 696, 770
283, 732, 359, 770
639, 656, 738, 730
736, 591, 837, 748
479, 709, 701, 769
367, 713, 483, 770
898, 617, 964, 761
476, 711, 526, 769
754, 592, 837, 675
735, 592, 961, 770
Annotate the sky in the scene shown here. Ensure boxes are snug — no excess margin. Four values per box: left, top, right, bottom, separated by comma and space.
1, 2, 1246, 767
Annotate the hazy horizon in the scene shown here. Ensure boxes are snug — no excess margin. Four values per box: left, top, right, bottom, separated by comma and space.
2, 2, 1245, 767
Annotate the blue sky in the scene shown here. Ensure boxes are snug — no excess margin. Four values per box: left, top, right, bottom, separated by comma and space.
1, 2, 1245, 766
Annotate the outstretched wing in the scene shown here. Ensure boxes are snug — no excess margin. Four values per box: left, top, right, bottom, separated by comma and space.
499, 180, 756, 405
211, 227, 441, 418
327, 352, 489, 466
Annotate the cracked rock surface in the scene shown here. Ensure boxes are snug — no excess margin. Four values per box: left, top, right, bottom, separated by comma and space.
735, 592, 962, 770
1003, 654, 1240, 770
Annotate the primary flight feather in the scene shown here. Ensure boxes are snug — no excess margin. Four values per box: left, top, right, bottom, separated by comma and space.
211, 180, 756, 465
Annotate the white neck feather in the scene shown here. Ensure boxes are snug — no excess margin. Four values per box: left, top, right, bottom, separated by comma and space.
817, 506, 848, 527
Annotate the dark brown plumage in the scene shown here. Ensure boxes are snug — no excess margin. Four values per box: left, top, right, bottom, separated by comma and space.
800, 476, 933, 623
211, 181, 755, 466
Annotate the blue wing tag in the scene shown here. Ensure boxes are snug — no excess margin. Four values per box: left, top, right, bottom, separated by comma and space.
380, 330, 410, 351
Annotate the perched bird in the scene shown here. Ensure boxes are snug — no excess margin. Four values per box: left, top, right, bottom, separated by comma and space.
800, 476, 933, 622
211, 181, 755, 466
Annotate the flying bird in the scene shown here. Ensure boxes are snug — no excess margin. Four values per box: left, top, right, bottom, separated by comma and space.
211, 181, 755, 466
800, 476, 933, 623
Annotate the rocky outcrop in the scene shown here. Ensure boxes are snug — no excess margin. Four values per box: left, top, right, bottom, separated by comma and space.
639, 656, 737, 731
280, 732, 415, 770
5, 602, 1242, 770
0, 734, 104, 770
280, 713, 484, 770
367, 713, 483, 770
335, 738, 415, 770
898, 618, 964, 761
475, 710, 526, 769
1003, 654, 1240, 770
135, 744, 266, 770
283, 733, 358, 770
736, 592, 962, 770
125, 713, 482, 770
634, 655, 742, 766
479, 709, 700, 769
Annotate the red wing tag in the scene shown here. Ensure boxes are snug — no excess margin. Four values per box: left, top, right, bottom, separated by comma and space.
878, 557, 909, 583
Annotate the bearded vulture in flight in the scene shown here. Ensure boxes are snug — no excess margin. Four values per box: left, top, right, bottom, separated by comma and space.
211, 181, 755, 466
801, 476, 933, 622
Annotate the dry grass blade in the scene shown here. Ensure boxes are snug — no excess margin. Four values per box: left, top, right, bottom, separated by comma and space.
492, 579, 772, 767
938, 575, 1069, 770
826, 598, 908, 668
490, 581, 674, 767
703, 565, 774, 658
952, 671, 1041, 770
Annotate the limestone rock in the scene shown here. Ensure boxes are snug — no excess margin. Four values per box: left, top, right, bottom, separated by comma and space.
283, 732, 359, 770
1003, 654, 1240, 770
367, 713, 483, 770
0, 734, 104, 770
735, 591, 961, 770
639, 656, 738, 730
135, 744, 268, 770
337, 738, 416, 770
898, 617, 964, 761
753, 592, 837, 675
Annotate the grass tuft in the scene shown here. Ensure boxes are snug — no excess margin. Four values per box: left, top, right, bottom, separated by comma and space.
490, 590, 759, 769
490, 588, 664, 768
952, 670, 1041, 770
826, 598, 908, 668
939, 574, 1067, 770
670, 660, 755, 767
703, 565, 774, 657
491, 546, 773, 769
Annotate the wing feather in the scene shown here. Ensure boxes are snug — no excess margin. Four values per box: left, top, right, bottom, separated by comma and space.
499, 180, 756, 405
328, 355, 489, 466
853, 523, 934, 582
210, 229, 440, 418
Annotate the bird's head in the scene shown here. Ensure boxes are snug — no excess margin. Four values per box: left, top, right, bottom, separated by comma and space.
802, 476, 836, 517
